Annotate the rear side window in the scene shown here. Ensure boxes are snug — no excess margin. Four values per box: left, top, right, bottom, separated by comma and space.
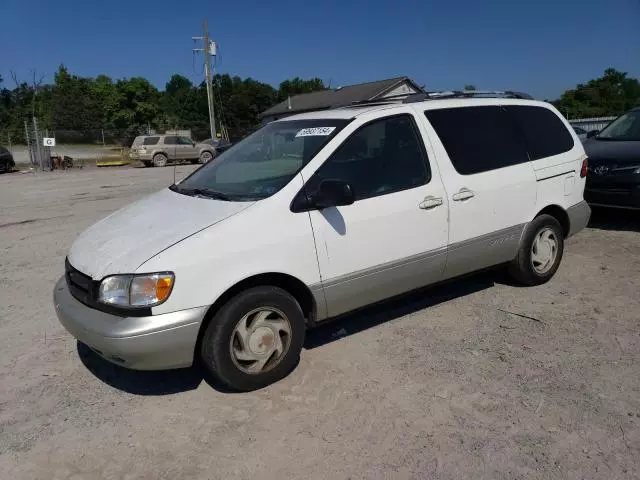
506, 105, 574, 160
143, 137, 159, 145
425, 106, 528, 175
163, 136, 178, 145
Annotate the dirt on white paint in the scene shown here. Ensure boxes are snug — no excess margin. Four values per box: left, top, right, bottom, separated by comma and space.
0, 166, 639, 479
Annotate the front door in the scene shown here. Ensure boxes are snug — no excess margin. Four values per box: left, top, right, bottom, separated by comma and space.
422, 105, 537, 279
303, 113, 449, 318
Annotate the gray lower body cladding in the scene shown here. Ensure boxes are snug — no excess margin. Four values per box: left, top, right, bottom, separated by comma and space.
313, 224, 525, 320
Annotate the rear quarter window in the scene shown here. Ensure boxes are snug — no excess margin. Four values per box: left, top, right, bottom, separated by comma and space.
424, 106, 529, 175
506, 105, 574, 160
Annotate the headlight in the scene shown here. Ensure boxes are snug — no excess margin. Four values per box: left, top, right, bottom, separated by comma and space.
98, 273, 174, 308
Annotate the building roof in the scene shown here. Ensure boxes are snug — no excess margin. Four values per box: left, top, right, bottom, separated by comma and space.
260, 76, 422, 118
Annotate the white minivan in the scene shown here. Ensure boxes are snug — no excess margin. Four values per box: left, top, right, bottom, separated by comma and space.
54, 92, 591, 391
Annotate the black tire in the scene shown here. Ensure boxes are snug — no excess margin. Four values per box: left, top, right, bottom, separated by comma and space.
142, 161, 152, 168
200, 286, 305, 391
508, 214, 564, 286
152, 153, 168, 167
199, 151, 213, 164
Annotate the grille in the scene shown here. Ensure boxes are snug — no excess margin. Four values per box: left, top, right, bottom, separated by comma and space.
65, 259, 95, 305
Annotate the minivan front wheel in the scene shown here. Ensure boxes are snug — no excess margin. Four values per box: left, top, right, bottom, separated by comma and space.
200, 286, 305, 391
508, 214, 564, 286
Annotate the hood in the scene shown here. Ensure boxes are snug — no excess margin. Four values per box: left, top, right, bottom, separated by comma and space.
68, 188, 253, 279
584, 138, 640, 165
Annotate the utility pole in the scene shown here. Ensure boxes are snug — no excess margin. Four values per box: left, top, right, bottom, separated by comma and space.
192, 20, 217, 139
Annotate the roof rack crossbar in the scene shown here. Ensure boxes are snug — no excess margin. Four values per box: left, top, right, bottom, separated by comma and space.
346, 93, 413, 107
402, 90, 533, 103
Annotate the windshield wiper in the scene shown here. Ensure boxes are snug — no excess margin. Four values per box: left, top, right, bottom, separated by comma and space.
191, 188, 232, 201
170, 184, 232, 200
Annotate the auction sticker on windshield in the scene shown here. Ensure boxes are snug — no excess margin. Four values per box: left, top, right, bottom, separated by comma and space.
295, 127, 336, 137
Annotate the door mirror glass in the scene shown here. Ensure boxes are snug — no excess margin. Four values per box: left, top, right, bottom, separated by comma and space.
312, 180, 355, 209
586, 129, 599, 138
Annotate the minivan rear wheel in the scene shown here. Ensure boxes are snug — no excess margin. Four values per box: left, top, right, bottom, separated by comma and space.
508, 214, 564, 286
200, 286, 305, 391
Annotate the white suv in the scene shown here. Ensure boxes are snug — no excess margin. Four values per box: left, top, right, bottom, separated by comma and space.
54, 92, 591, 391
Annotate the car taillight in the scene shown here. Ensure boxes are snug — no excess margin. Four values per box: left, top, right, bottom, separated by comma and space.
580, 157, 588, 178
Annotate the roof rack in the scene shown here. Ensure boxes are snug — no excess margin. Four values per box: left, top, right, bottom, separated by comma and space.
402, 90, 534, 103
346, 93, 412, 108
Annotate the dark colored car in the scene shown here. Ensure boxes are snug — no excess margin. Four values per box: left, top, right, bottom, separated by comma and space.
0, 146, 16, 173
202, 138, 233, 155
583, 107, 640, 210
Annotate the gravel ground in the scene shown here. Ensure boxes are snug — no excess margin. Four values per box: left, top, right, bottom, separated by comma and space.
1, 167, 639, 480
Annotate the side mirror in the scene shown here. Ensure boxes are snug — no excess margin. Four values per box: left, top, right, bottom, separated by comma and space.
312, 179, 355, 209
586, 130, 599, 139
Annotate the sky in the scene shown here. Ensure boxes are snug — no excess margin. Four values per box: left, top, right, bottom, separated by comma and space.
1, 0, 639, 100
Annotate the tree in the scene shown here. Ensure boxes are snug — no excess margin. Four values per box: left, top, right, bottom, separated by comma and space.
554, 68, 640, 119
464, 84, 476, 91
51, 65, 102, 140
112, 77, 161, 136
277, 77, 325, 102
91, 74, 121, 132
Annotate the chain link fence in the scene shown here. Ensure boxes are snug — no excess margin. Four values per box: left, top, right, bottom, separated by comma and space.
1, 118, 52, 170
0, 122, 207, 169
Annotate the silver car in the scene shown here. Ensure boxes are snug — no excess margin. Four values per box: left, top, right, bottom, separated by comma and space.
573, 126, 588, 142
129, 135, 215, 167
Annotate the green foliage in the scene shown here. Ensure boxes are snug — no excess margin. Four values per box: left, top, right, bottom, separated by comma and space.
464, 84, 477, 91
0, 68, 325, 144
277, 77, 325, 102
554, 68, 640, 119
4, 67, 635, 145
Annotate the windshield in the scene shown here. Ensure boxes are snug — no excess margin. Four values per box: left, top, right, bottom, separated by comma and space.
597, 110, 640, 141
173, 119, 349, 200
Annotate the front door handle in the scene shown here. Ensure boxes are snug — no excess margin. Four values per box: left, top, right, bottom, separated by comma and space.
419, 196, 443, 210
452, 188, 475, 201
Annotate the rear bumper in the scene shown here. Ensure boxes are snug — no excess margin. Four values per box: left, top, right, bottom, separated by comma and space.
53, 276, 206, 370
585, 185, 640, 210
566, 200, 591, 237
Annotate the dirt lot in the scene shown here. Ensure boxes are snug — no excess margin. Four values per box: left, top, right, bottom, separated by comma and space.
0, 166, 639, 479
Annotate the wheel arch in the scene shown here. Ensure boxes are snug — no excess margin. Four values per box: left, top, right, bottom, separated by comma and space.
535, 204, 570, 238
194, 272, 317, 361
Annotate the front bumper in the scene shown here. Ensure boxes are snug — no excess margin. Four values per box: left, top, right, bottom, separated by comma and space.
53, 276, 207, 370
585, 184, 640, 210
